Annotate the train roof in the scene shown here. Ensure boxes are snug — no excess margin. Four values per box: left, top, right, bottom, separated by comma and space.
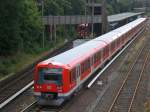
94, 18, 145, 43
39, 18, 146, 68
40, 40, 106, 68
108, 12, 144, 22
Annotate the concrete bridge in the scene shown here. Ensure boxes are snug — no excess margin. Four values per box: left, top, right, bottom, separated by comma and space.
42, 12, 144, 25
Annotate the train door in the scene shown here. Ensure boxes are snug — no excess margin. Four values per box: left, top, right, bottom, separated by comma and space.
101, 48, 104, 62
76, 65, 81, 87
109, 44, 111, 57
91, 56, 94, 70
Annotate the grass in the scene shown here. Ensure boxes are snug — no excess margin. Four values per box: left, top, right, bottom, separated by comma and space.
0, 37, 67, 80
0, 24, 76, 81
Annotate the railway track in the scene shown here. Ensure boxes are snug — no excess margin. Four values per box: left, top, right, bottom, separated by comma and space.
0, 40, 73, 108
107, 37, 150, 112
0, 71, 33, 108
21, 101, 62, 112
128, 53, 149, 112
21, 101, 37, 112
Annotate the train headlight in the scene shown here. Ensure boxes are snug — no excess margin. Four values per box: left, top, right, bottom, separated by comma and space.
37, 85, 39, 89
37, 85, 42, 89
47, 86, 51, 90
57, 86, 62, 92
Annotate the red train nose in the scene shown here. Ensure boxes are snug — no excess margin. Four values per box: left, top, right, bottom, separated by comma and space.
45, 84, 57, 92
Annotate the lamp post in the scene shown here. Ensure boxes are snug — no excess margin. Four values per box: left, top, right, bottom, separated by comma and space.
91, 0, 94, 38
41, 0, 45, 48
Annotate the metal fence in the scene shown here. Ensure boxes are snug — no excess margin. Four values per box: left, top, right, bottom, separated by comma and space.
42, 15, 102, 25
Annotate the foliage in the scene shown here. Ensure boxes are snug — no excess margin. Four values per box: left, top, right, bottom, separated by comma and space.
44, 0, 85, 15
69, 0, 85, 15
0, 0, 22, 55
44, 0, 72, 15
107, 0, 120, 14
117, 0, 134, 12
0, 0, 42, 55
19, 0, 42, 53
90, 0, 135, 15
106, 0, 135, 15
107, 4, 115, 15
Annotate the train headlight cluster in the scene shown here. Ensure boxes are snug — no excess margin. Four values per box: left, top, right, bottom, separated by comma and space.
57, 86, 62, 92
47, 86, 51, 90
36, 85, 42, 89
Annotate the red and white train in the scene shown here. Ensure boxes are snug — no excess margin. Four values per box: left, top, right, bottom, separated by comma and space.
34, 18, 146, 105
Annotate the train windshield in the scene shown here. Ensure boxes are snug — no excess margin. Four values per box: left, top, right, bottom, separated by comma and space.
37, 68, 62, 85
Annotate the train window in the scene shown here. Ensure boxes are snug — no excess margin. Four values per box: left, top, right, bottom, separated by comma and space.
81, 61, 84, 73
103, 46, 108, 58
117, 38, 120, 47
39, 68, 62, 74
104, 48, 106, 57
94, 54, 97, 63
36, 68, 45, 84
45, 68, 62, 73
86, 59, 90, 69
112, 41, 115, 50
70, 68, 76, 83
107, 46, 109, 52
98, 51, 101, 61
44, 74, 62, 85
44, 74, 61, 80
81, 58, 90, 74
103, 48, 105, 58
119, 38, 121, 45
94, 51, 101, 63
111, 42, 113, 51
37, 68, 62, 85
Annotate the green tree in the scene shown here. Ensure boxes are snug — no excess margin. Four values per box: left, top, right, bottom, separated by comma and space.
44, 0, 72, 15
0, 0, 42, 55
106, 0, 134, 14
20, 0, 42, 52
0, 0, 22, 55
69, 0, 85, 15
44, 0, 85, 15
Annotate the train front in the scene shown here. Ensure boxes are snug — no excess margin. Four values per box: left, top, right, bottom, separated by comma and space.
33, 63, 65, 105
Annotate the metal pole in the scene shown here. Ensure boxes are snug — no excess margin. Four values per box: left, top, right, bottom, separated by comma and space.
54, 25, 56, 41
101, 0, 108, 34
42, 0, 45, 48
91, 0, 94, 38
50, 25, 52, 41
85, 0, 87, 16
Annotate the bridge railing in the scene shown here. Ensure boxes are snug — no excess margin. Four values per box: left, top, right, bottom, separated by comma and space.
42, 15, 102, 25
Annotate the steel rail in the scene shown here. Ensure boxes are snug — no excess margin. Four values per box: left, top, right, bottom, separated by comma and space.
128, 50, 150, 112
107, 38, 149, 112
20, 101, 37, 112
0, 81, 33, 109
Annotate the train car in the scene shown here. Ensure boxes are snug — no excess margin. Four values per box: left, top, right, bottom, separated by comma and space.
34, 18, 146, 105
